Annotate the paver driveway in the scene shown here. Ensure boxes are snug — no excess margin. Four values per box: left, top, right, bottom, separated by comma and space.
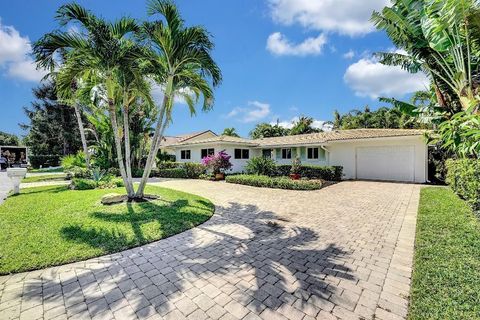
0, 180, 420, 320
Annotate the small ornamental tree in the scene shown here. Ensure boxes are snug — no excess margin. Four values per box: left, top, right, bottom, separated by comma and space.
202, 150, 232, 174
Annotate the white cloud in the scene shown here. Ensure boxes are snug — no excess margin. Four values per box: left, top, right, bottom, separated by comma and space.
267, 0, 390, 36
266, 32, 327, 56
273, 116, 330, 131
150, 81, 192, 105
343, 50, 355, 59
0, 19, 47, 82
344, 55, 430, 99
226, 101, 271, 123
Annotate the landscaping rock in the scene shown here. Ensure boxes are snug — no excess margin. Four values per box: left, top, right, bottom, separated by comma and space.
101, 193, 128, 205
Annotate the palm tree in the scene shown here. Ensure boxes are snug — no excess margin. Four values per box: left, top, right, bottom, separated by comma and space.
135, 0, 222, 198
33, 3, 149, 198
289, 116, 322, 135
222, 127, 239, 137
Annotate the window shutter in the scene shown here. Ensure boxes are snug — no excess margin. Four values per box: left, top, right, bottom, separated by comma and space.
276, 148, 281, 159
291, 148, 296, 158
300, 147, 306, 160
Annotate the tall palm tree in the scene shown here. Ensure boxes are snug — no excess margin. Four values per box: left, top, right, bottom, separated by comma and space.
33, 3, 149, 198
222, 127, 239, 137
135, 0, 222, 198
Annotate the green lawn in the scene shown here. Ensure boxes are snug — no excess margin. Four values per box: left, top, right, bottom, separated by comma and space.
22, 174, 67, 183
28, 167, 64, 173
409, 187, 480, 320
0, 185, 214, 274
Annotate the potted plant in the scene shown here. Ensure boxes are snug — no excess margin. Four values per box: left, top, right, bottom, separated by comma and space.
290, 157, 301, 180
202, 150, 233, 180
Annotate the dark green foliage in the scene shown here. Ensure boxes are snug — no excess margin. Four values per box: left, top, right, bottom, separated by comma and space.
68, 167, 92, 179
446, 159, 480, 210
222, 128, 240, 137
132, 168, 145, 178
21, 81, 83, 156
72, 178, 97, 190
157, 162, 182, 169
182, 163, 206, 178
409, 187, 480, 319
275, 165, 343, 181
0, 185, 214, 274
289, 116, 322, 135
250, 122, 289, 139
333, 105, 425, 130
153, 168, 188, 178
157, 151, 176, 163
0, 131, 20, 146
245, 157, 277, 176
226, 175, 322, 190
29, 155, 61, 168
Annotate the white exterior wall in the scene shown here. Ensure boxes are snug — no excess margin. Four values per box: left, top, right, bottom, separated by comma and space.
175, 144, 261, 173
270, 146, 328, 166
327, 136, 427, 183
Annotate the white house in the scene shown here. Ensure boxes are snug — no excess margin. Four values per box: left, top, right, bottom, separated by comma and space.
169, 129, 429, 183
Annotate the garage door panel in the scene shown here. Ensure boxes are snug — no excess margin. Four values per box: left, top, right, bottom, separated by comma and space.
356, 146, 415, 182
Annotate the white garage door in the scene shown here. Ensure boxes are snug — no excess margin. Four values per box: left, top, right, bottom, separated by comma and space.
356, 145, 415, 182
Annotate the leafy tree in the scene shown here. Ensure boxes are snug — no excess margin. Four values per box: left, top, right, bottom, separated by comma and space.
222, 127, 240, 137
135, 0, 222, 198
373, 0, 480, 158
249, 122, 289, 139
21, 81, 83, 156
289, 116, 322, 135
34, 3, 152, 198
0, 131, 19, 146
332, 104, 427, 130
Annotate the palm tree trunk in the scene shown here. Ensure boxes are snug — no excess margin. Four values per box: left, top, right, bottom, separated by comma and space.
135, 76, 173, 199
73, 102, 91, 169
122, 97, 134, 195
108, 102, 135, 198
135, 103, 167, 198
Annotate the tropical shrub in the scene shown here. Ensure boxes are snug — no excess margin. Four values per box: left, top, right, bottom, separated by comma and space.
226, 175, 322, 190
132, 168, 144, 178
157, 162, 182, 169
68, 167, 92, 179
182, 163, 206, 178
202, 150, 232, 174
107, 167, 120, 177
155, 168, 188, 178
275, 165, 343, 181
290, 157, 301, 174
61, 152, 86, 170
245, 157, 276, 176
446, 159, 480, 210
71, 178, 97, 190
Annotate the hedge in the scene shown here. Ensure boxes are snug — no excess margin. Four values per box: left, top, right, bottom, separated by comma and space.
29, 155, 61, 168
226, 175, 322, 190
446, 159, 480, 210
274, 165, 343, 181
152, 168, 188, 178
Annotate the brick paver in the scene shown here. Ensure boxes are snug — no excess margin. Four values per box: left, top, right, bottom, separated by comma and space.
0, 180, 420, 319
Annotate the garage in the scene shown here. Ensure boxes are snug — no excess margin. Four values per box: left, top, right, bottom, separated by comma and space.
356, 145, 415, 182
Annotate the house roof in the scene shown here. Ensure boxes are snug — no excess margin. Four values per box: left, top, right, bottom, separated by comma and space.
160, 130, 217, 147
256, 129, 427, 147
170, 129, 426, 148
171, 135, 258, 146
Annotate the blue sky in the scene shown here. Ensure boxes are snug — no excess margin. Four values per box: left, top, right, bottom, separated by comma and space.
0, 0, 429, 138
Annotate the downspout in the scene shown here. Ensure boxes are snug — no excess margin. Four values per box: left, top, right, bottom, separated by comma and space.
320, 145, 330, 165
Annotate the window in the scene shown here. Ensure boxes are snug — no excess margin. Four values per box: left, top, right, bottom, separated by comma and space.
234, 149, 250, 159
307, 147, 319, 159
281, 148, 292, 159
180, 150, 191, 160
201, 148, 215, 158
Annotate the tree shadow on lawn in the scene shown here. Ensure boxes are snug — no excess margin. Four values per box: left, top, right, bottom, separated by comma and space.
61, 199, 213, 253
18, 200, 356, 319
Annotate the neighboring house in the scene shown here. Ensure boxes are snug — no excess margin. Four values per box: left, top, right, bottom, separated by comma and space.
170, 129, 429, 183
159, 130, 217, 156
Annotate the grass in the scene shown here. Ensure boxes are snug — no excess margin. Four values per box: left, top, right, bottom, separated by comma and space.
28, 167, 64, 173
0, 185, 214, 274
409, 187, 480, 320
22, 174, 67, 183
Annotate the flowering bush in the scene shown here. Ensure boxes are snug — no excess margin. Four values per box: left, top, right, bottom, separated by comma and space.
202, 150, 233, 174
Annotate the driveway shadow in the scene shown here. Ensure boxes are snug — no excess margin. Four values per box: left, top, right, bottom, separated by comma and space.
18, 200, 356, 319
